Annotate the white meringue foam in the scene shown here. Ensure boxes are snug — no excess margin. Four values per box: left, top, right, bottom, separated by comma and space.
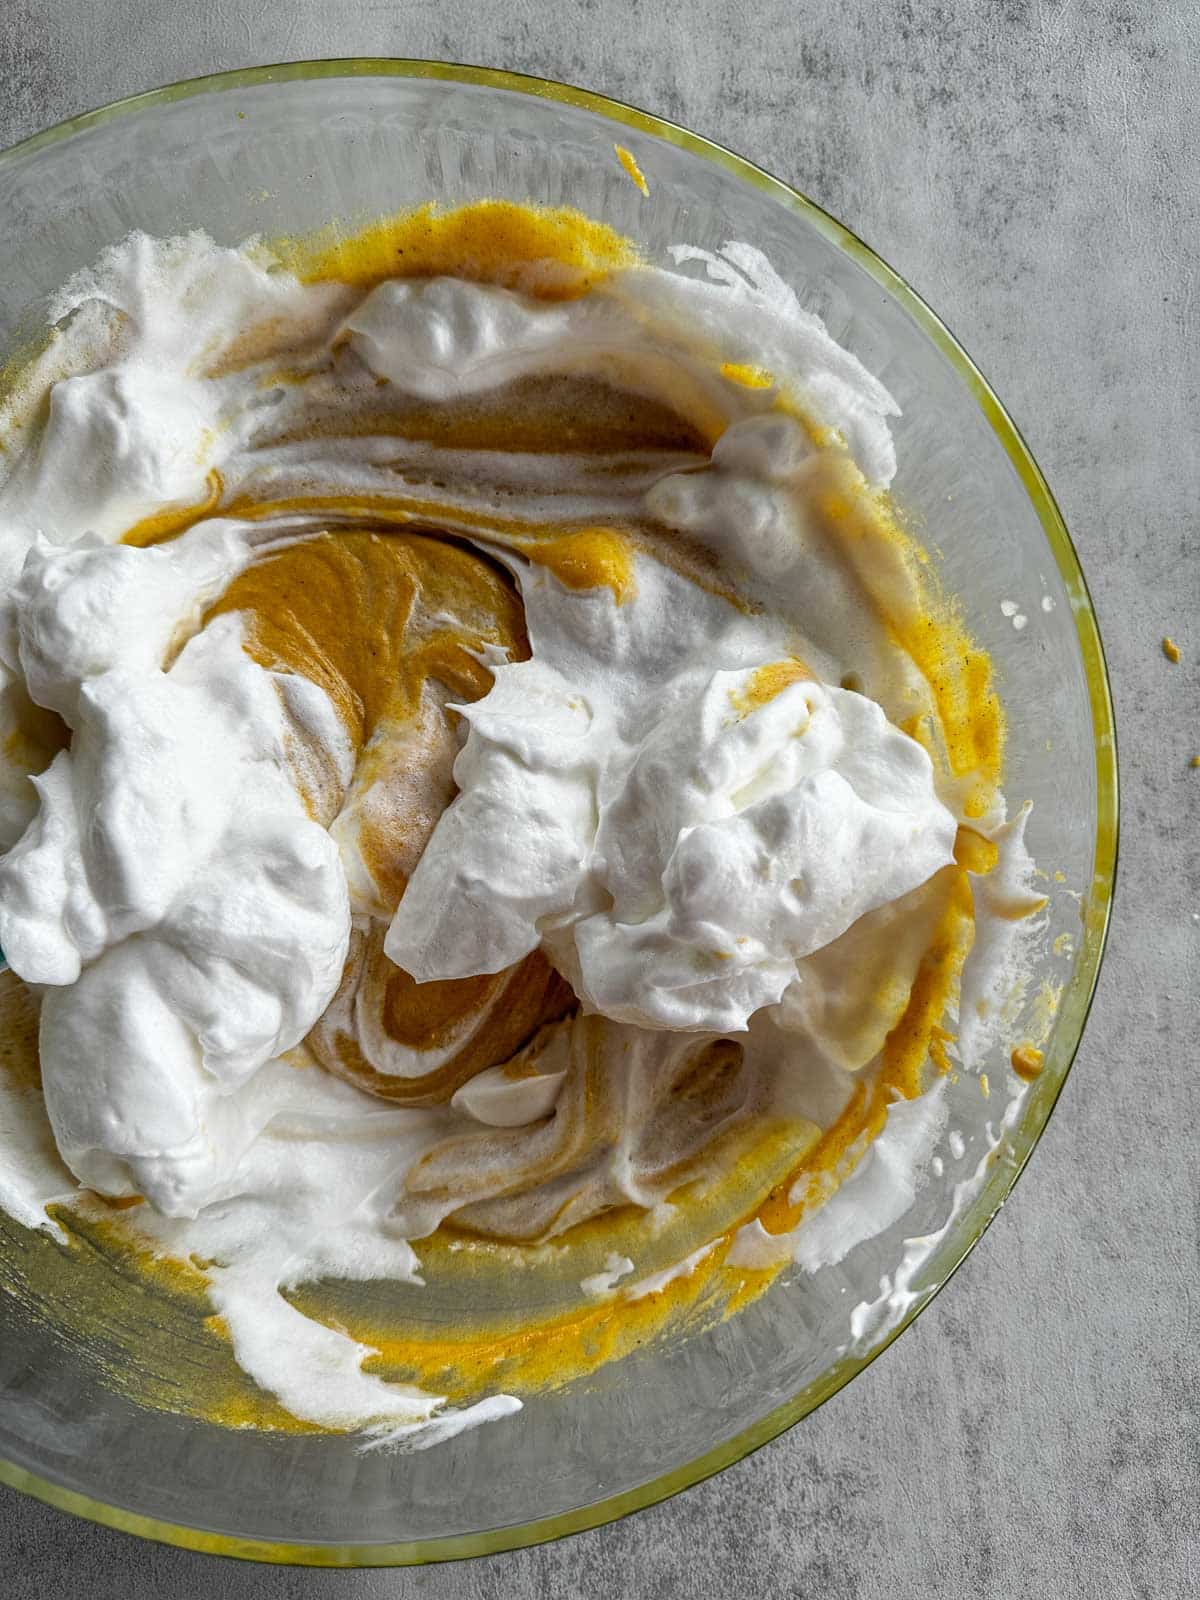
0, 527, 352, 1216
388, 661, 957, 1034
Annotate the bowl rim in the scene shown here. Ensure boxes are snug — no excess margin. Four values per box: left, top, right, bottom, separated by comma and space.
0, 55, 1118, 1569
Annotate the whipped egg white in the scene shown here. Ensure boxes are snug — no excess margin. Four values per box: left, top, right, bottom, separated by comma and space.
0, 205, 1045, 1444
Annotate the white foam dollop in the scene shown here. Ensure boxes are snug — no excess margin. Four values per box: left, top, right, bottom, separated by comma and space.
388, 658, 956, 1034
0, 529, 351, 1216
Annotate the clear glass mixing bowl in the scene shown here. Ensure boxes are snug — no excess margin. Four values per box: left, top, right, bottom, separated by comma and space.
0, 61, 1116, 1565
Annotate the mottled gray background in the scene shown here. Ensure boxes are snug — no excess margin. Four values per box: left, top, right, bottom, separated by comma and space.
1, 2, 1196, 1595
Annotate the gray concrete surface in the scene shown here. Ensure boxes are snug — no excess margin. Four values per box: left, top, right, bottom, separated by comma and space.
1, 2, 1197, 1595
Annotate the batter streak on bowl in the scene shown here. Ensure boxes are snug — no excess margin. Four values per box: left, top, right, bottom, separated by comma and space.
0, 203, 1047, 1443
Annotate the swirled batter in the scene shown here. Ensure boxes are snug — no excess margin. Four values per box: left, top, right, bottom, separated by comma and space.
0, 203, 1045, 1443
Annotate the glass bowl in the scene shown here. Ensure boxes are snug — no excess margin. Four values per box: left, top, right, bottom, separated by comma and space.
0, 60, 1116, 1566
